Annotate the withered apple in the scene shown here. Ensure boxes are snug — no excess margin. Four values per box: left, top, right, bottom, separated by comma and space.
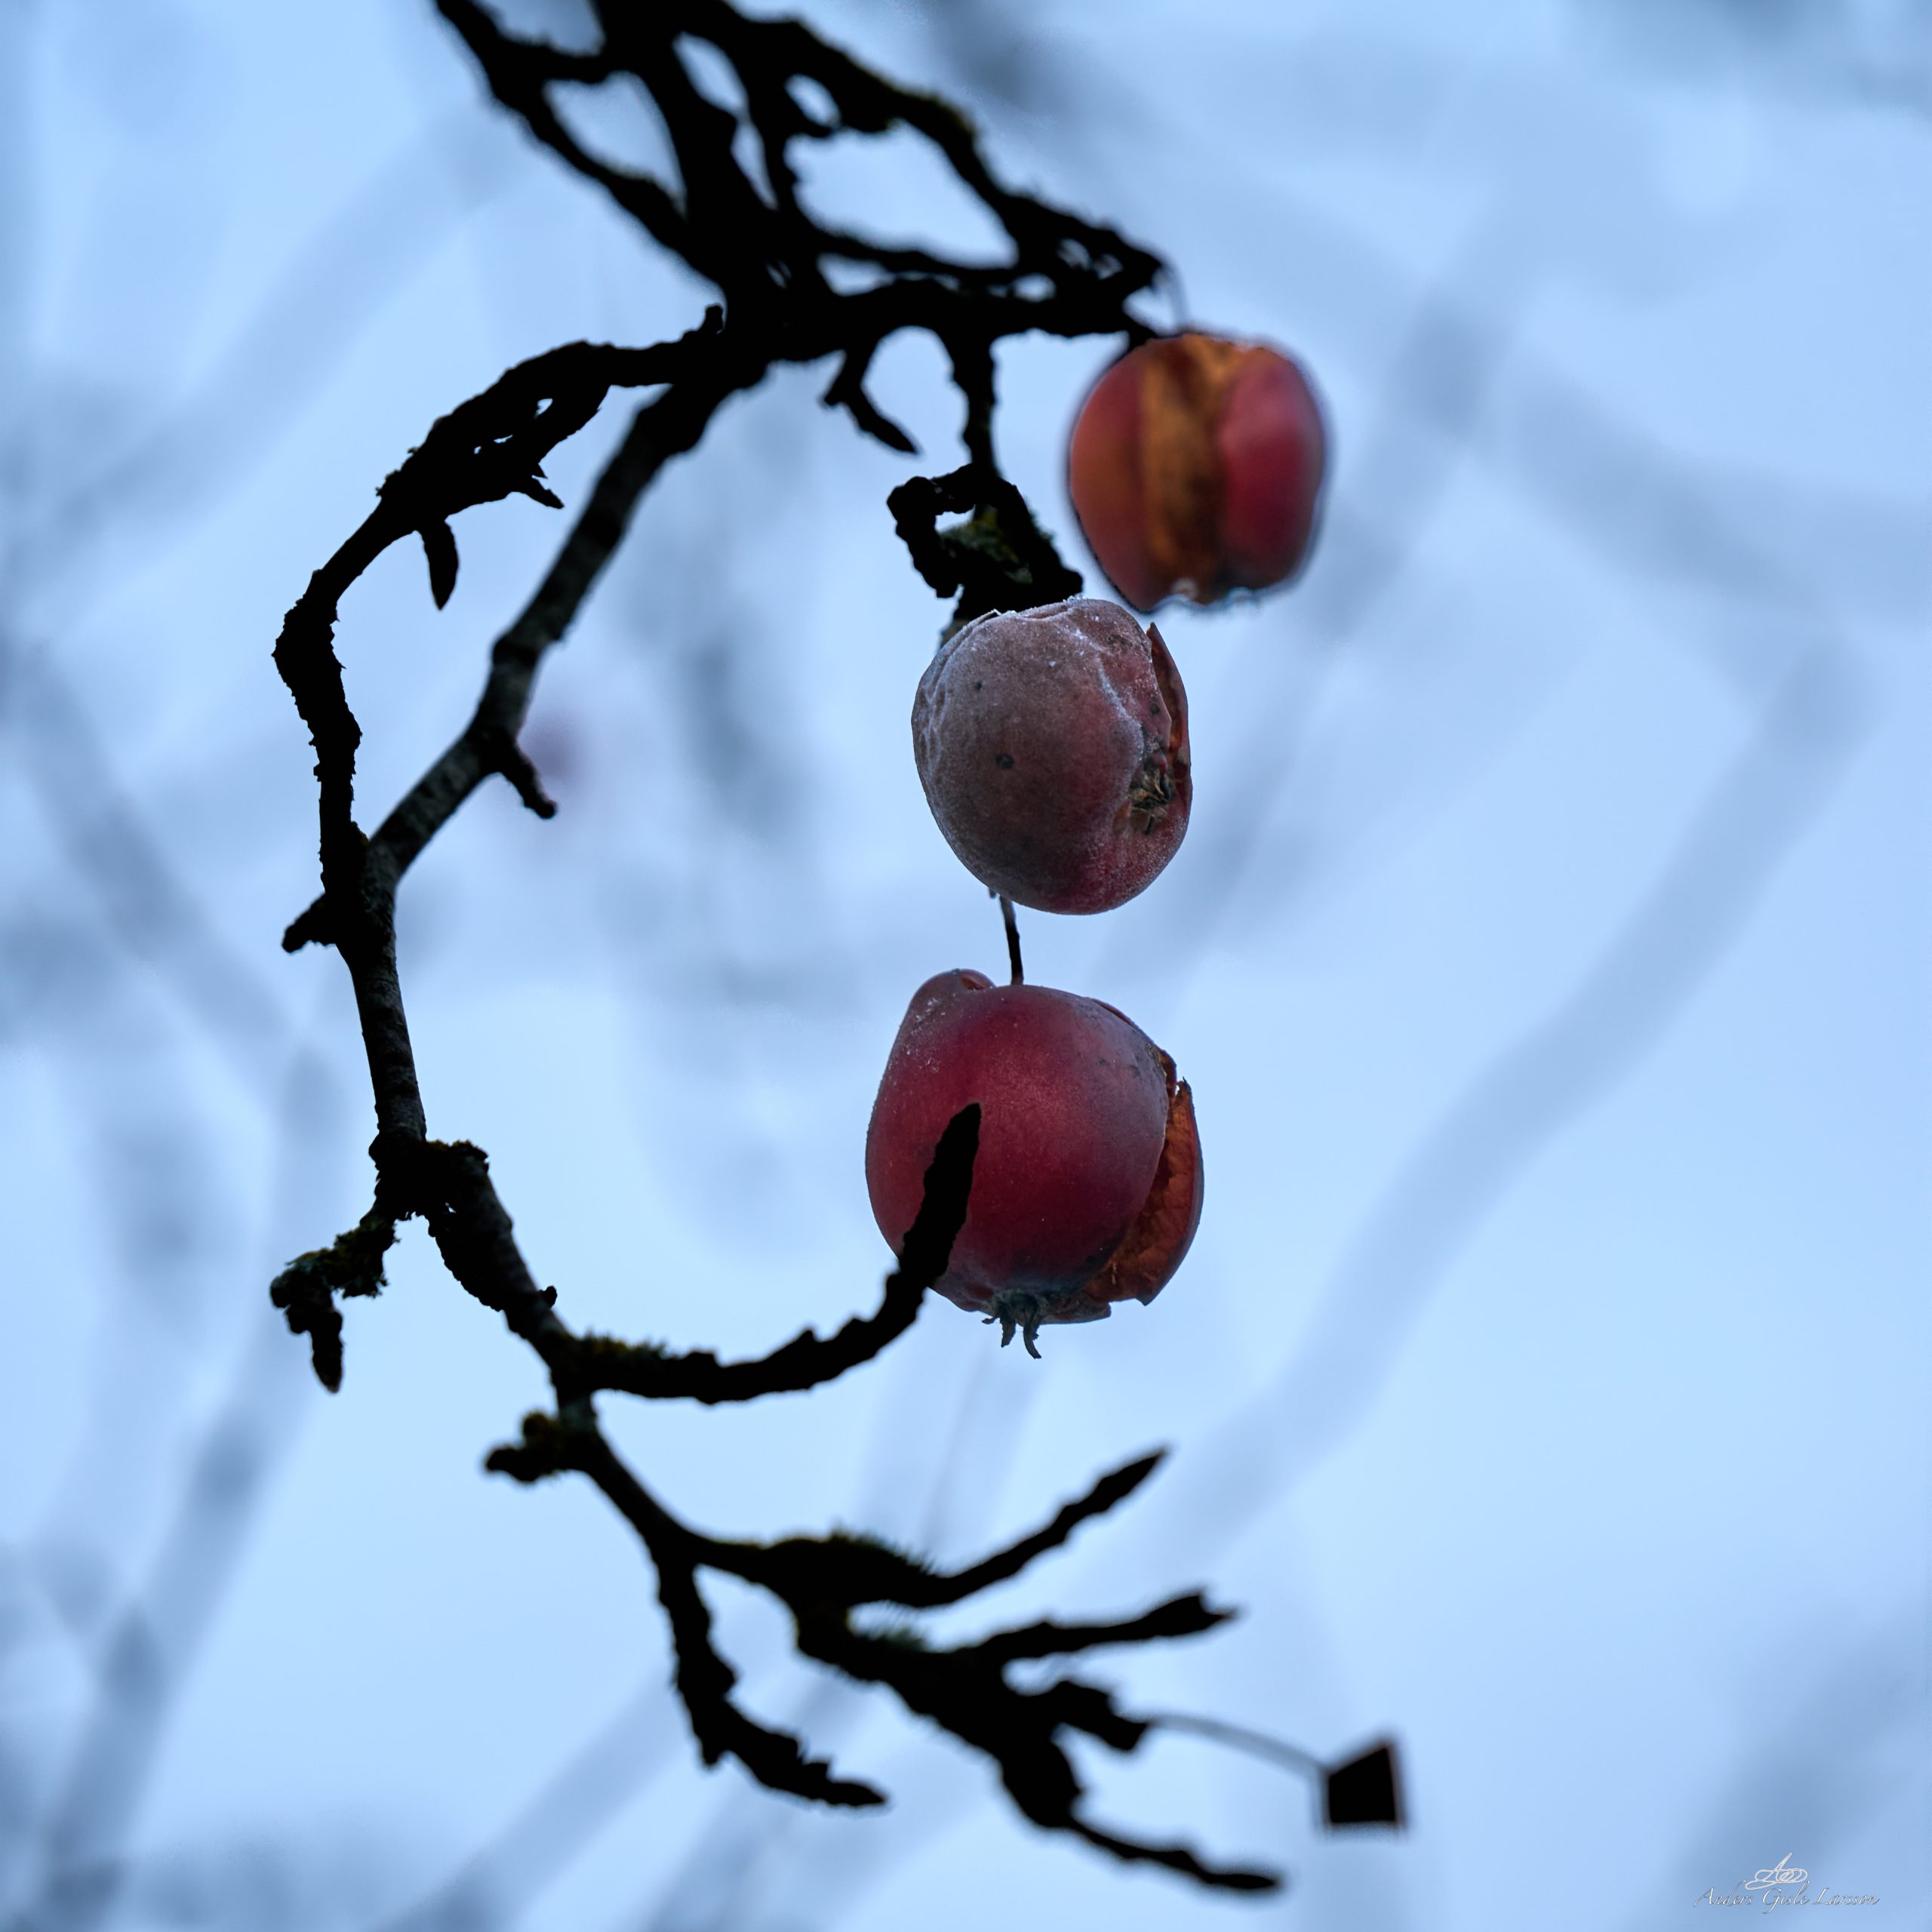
911, 598, 1189, 915
1068, 331, 1327, 609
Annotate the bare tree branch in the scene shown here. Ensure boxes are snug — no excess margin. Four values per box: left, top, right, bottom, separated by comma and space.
261, 1, 1286, 1885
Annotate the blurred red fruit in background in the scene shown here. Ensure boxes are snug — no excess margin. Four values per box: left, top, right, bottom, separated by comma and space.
1068, 331, 1327, 610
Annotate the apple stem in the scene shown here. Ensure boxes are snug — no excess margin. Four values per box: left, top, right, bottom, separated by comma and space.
998, 893, 1023, 985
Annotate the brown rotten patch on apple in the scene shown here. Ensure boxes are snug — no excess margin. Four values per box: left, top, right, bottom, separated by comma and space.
1087, 1049, 1202, 1312
1123, 621, 1189, 837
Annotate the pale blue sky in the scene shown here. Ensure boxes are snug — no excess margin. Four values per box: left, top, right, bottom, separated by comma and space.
1, 2, 1927, 1928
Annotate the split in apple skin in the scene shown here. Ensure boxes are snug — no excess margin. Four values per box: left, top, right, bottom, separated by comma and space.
1069, 331, 1327, 611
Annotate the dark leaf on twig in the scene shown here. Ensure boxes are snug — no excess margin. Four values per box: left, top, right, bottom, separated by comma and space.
1324, 1738, 1405, 1829
421, 518, 459, 608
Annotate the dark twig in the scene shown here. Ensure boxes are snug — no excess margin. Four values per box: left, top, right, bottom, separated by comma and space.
488, 1421, 1275, 1890
1144, 1709, 1321, 1777
562, 1103, 980, 1404
266, 1209, 397, 1395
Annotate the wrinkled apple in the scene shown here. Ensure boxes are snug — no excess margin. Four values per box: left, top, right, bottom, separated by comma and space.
912, 598, 1190, 915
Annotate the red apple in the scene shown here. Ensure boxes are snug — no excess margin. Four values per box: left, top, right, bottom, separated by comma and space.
911, 598, 1189, 915
866, 969, 1202, 1354
1068, 332, 1326, 610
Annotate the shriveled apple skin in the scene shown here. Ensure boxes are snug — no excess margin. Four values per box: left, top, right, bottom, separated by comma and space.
912, 598, 1189, 915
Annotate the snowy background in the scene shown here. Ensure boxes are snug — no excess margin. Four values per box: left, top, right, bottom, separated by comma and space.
1, 0, 1927, 1927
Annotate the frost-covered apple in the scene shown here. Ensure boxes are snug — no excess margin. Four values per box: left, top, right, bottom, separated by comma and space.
911, 598, 1189, 915
866, 968, 1202, 1355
